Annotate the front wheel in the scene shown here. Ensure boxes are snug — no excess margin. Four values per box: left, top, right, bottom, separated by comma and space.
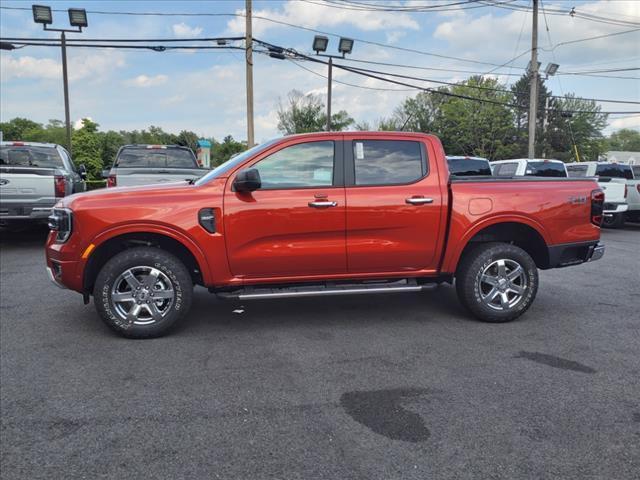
93, 247, 193, 338
455, 243, 538, 323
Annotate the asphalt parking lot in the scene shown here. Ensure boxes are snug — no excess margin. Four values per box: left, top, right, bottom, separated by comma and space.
1, 225, 639, 480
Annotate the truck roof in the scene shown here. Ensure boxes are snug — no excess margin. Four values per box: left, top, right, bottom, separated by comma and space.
0, 141, 60, 148
491, 158, 564, 164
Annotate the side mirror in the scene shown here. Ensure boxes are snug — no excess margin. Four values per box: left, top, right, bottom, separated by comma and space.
78, 164, 87, 180
101, 169, 110, 179
233, 168, 261, 192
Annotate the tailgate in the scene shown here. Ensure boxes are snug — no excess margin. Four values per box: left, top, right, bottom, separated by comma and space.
0, 167, 56, 204
598, 179, 626, 203
113, 168, 206, 187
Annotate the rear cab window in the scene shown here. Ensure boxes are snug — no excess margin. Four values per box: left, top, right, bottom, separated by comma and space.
0, 145, 64, 169
631, 165, 640, 179
447, 157, 491, 176
493, 163, 518, 176
566, 164, 589, 177
352, 140, 426, 186
595, 163, 633, 180
115, 147, 197, 168
525, 161, 567, 177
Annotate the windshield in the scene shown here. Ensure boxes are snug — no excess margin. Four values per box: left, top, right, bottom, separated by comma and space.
595, 163, 633, 180
447, 158, 491, 176
526, 161, 567, 177
0, 145, 64, 168
195, 139, 280, 185
566, 164, 589, 177
116, 147, 197, 168
632, 165, 640, 179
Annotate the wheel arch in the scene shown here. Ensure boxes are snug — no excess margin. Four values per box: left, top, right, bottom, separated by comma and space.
447, 218, 551, 273
83, 226, 211, 294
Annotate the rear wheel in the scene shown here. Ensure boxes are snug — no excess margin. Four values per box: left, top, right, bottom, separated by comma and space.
455, 243, 538, 323
93, 247, 193, 338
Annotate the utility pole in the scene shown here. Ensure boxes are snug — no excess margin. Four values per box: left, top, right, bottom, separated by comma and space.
61, 31, 72, 154
542, 95, 549, 159
527, 0, 539, 159
326, 57, 333, 131
245, 0, 255, 147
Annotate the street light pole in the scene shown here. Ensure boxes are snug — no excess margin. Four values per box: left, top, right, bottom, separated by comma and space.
527, 0, 539, 159
326, 57, 333, 131
60, 31, 72, 154
245, 0, 255, 147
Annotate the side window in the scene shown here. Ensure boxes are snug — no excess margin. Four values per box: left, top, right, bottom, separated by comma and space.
59, 147, 76, 172
494, 163, 517, 176
254, 141, 334, 189
353, 140, 425, 186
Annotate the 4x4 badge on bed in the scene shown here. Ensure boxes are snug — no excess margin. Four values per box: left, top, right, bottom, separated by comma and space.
568, 195, 587, 204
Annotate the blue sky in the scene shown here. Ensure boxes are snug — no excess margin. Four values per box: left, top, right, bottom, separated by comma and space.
1, 0, 638, 143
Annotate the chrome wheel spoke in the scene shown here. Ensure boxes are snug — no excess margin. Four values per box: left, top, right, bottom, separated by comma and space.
499, 292, 509, 308
122, 270, 141, 290
483, 287, 500, 302
496, 259, 507, 278
144, 268, 161, 288
508, 283, 525, 295
152, 289, 174, 299
126, 304, 142, 322
507, 265, 523, 281
145, 302, 163, 321
112, 292, 135, 303
481, 274, 499, 287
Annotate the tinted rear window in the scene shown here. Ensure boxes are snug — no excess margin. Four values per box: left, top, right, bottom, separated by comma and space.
447, 158, 491, 176
566, 164, 589, 177
353, 140, 425, 186
493, 163, 518, 176
596, 163, 633, 180
632, 165, 640, 178
116, 147, 197, 168
0, 146, 64, 168
526, 161, 567, 177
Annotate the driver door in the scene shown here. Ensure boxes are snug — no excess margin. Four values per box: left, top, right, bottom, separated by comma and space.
224, 138, 347, 279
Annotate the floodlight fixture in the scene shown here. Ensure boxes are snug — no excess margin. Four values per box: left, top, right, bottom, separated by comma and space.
32, 4, 53, 25
68, 8, 88, 28
312, 35, 328, 54
338, 37, 354, 55
545, 62, 559, 77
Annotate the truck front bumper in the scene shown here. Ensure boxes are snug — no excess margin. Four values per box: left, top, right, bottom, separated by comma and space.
0, 202, 55, 221
603, 202, 628, 215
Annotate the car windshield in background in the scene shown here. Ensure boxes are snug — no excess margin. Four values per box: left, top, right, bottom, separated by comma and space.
0, 146, 64, 169
595, 163, 633, 180
632, 165, 640, 179
116, 148, 196, 168
447, 158, 491, 176
526, 161, 567, 177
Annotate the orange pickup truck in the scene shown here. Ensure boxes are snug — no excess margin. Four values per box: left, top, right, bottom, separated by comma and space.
46, 132, 605, 338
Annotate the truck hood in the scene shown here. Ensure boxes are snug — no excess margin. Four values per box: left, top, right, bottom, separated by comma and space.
59, 181, 196, 210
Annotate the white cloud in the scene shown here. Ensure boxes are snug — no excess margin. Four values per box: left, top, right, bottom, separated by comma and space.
124, 74, 169, 88
385, 31, 407, 44
172, 22, 203, 37
227, 0, 419, 36
1, 50, 126, 83
73, 117, 93, 129
606, 115, 640, 133
0, 56, 60, 81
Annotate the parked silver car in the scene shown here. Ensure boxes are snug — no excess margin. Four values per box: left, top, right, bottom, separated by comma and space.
0, 141, 86, 226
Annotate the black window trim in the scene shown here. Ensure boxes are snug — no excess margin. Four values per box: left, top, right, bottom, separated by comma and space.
244, 139, 345, 191
344, 139, 428, 187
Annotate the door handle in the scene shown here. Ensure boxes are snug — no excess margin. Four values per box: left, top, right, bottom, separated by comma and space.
405, 197, 434, 205
308, 200, 338, 208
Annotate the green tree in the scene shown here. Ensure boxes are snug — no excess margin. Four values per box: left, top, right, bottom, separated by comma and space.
211, 135, 246, 166
72, 118, 102, 179
176, 130, 199, 154
277, 89, 353, 134
606, 128, 640, 151
510, 72, 552, 158
100, 130, 125, 169
0, 117, 43, 141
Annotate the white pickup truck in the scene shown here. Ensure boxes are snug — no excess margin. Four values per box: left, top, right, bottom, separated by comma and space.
566, 162, 629, 228
105, 144, 207, 188
0, 141, 86, 227
490, 158, 568, 177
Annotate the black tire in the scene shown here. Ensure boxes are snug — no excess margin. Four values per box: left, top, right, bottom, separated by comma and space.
93, 247, 193, 338
602, 213, 624, 228
455, 242, 538, 323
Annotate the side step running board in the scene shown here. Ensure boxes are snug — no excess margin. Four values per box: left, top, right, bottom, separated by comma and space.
216, 279, 437, 300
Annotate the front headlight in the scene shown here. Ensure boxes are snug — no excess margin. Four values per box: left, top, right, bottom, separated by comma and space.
48, 208, 73, 243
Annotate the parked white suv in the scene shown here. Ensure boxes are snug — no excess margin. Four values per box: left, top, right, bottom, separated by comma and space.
566, 162, 629, 228
490, 158, 568, 177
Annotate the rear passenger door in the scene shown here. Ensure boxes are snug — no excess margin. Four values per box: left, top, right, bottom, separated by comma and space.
344, 137, 444, 273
